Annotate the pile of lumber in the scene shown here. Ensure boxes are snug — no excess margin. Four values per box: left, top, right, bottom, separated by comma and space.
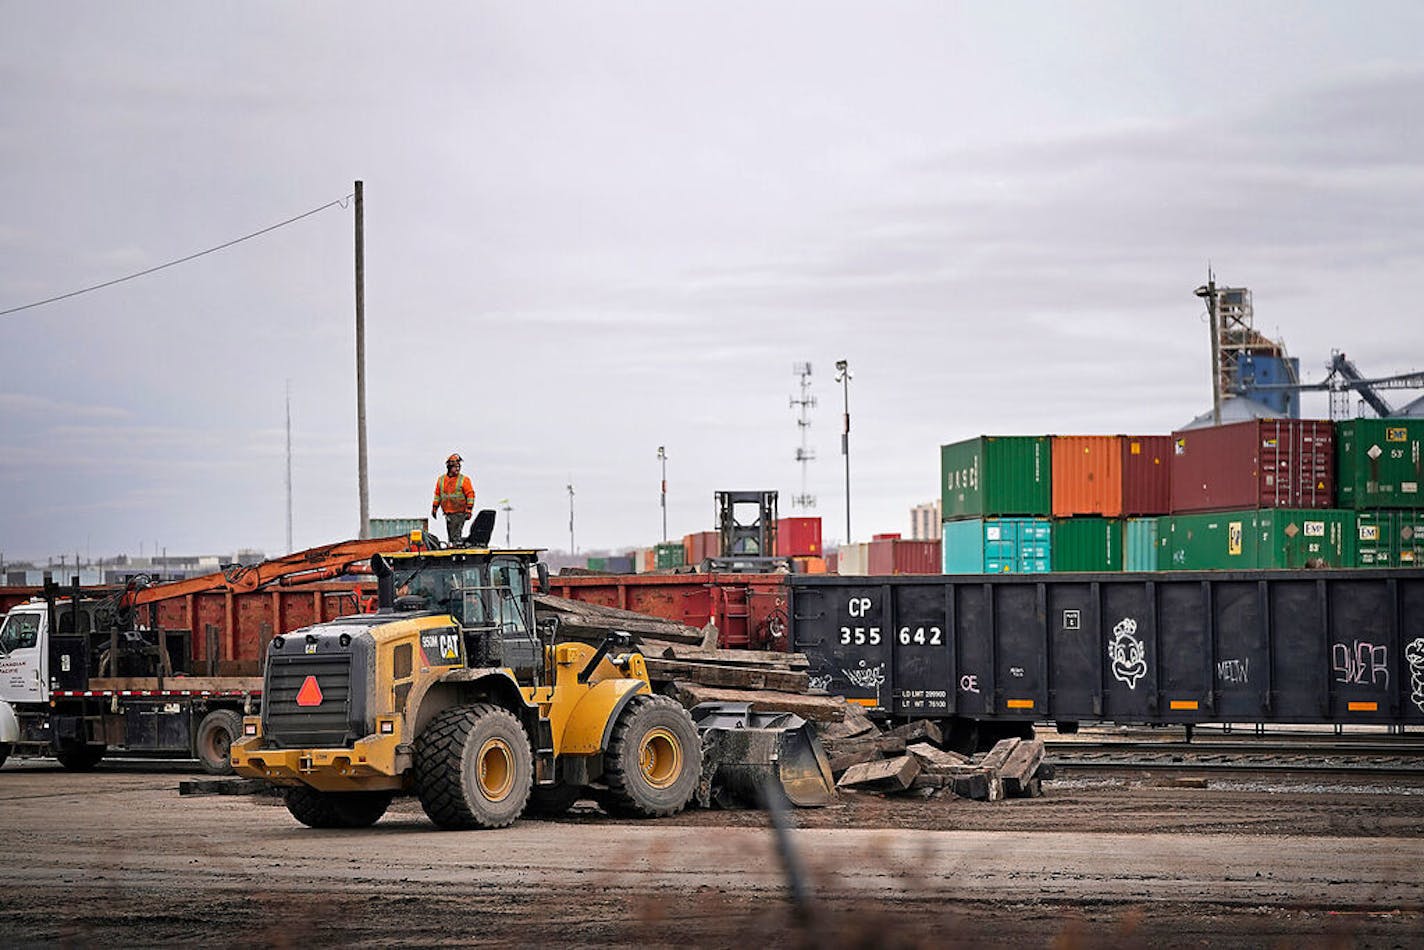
534, 594, 845, 723
820, 708, 1052, 802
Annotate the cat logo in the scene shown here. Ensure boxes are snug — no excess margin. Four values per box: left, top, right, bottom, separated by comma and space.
305, 642, 318, 655
1174, 438, 1187, 456
1228, 522, 1243, 557
422, 632, 461, 663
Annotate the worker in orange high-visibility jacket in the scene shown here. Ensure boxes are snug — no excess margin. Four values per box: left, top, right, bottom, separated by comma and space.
431, 453, 476, 545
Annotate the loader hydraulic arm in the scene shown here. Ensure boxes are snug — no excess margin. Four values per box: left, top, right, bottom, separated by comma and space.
119, 536, 412, 608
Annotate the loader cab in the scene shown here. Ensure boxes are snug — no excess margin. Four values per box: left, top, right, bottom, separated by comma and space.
374, 549, 547, 680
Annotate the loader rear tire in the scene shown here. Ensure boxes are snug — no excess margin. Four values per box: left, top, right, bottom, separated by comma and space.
54, 742, 104, 771
415, 703, 532, 830
283, 786, 393, 828
524, 783, 583, 818
600, 694, 699, 818
195, 709, 243, 775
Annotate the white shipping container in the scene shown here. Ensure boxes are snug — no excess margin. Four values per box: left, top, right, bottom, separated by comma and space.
837, 542, 871, 576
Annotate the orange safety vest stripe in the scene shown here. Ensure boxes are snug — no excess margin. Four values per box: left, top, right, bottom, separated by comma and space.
434, 474, 474, 513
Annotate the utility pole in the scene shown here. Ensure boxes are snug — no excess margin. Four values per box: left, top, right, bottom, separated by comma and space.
567, 482, 576, 555
285, 379, 293, 553
657, 446, 668, 543
835, 359, 852, 544
354, 180, 370, 539
499, 499, 513, 547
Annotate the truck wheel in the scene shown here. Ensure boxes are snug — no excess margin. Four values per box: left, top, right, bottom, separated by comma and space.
415, 703, 532, 830
524, 783, 583, 818
54, 743, 105, 771
195, 709, 244, 775
600, 694, 700, 818
283, 786, 393, 828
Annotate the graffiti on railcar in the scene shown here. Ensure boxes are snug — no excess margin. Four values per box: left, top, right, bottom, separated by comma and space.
1217, 658, 1250, 685
1107, 617, 1147, 689
1332, 641, 1389, 688
1405, 637, 1424, 713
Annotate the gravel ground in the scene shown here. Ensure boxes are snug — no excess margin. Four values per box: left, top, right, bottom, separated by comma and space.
0, 759, 1421, 948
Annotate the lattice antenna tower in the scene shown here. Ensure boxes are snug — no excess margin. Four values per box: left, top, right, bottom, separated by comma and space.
789, 362, 817, 508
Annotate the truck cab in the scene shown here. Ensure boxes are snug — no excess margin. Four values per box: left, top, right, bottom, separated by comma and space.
0, 597, 111, 767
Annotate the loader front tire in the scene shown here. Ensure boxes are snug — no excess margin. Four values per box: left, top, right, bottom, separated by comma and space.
600, 694, 699, 818
415, 703, 532, 830
283, 786, 393, 828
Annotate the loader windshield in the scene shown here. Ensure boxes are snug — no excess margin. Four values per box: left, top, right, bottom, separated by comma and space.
391, 557, 530, 632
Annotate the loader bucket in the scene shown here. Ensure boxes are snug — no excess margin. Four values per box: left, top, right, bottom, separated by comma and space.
690, 702, 836, 808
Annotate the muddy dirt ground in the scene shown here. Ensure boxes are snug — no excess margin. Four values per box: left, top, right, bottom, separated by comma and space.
0, 760, 1421, 948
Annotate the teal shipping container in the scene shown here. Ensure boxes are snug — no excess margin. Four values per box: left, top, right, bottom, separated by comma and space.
1123, 518, 1160, 571
940, 436, 1051, 519
1051, 518, 1123, 572
942, 517, 1051, 574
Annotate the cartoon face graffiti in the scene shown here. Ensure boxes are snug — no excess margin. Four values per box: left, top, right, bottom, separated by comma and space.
1406, 637, 1424, 715
1108, 617, 1147, 690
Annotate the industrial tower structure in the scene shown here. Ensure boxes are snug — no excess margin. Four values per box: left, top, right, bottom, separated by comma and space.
789, 362, 816, 508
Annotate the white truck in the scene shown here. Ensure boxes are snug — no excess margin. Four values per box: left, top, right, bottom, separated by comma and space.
0, 590, 259, 773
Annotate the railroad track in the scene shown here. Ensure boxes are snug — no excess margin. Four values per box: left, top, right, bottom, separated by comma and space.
1043, 732, 1424, 775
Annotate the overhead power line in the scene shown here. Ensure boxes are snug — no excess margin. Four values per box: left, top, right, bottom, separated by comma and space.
0, 193, 354, 318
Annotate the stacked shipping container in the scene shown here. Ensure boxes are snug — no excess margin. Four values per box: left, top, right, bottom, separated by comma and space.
1336, 419, 1424, 568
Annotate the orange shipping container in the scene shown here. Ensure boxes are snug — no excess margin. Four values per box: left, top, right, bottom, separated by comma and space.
1052, 435, 1124, 517
683, 530, 721, 565
792, 556, 828, 574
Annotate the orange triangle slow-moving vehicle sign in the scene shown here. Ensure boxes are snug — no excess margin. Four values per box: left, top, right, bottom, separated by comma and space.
296, 675, 324, 707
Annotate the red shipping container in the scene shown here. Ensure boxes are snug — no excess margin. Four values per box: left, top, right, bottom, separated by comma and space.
1170, 420, 1334, 513
872, 532, 902, 541
1052, 435, 1124, 516
826, 551, 839, 574
776, 517, 822, 556
1121, 434, 1172, 515
867, 539, 942, 575
682, 531, 721, 565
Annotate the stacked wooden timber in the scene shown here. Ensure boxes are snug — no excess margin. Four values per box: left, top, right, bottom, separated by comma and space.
534, 593, 845, 723
821, 711, 1053, 802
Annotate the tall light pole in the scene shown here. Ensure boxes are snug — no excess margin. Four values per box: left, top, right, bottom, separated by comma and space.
566, 483, 576, 555
835, 359, 852, 544
657, 446, 668, 543
499, 498, 513, 547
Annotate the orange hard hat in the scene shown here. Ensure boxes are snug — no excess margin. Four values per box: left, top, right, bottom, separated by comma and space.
447, 453, 462, 464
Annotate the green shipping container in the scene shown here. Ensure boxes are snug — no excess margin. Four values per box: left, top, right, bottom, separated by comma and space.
1158, 509, 1354, 570
1355, 509, 1424, 568
1336, 419, 1424, 509
1123, 518, 1159, 571
941, 436, 1051, 519
585, 556, 608, 571
1051, 517, 1123, 572
654, 542, 685, 569
370, 517, 429, 538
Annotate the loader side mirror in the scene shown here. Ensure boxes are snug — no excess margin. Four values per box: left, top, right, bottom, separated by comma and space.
535, 562, 549, 593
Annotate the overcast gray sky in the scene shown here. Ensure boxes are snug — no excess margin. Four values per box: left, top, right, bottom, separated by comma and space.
2, 2, 1422, 563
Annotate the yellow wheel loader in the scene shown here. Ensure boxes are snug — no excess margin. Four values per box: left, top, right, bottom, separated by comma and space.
231, 526, 705, 829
